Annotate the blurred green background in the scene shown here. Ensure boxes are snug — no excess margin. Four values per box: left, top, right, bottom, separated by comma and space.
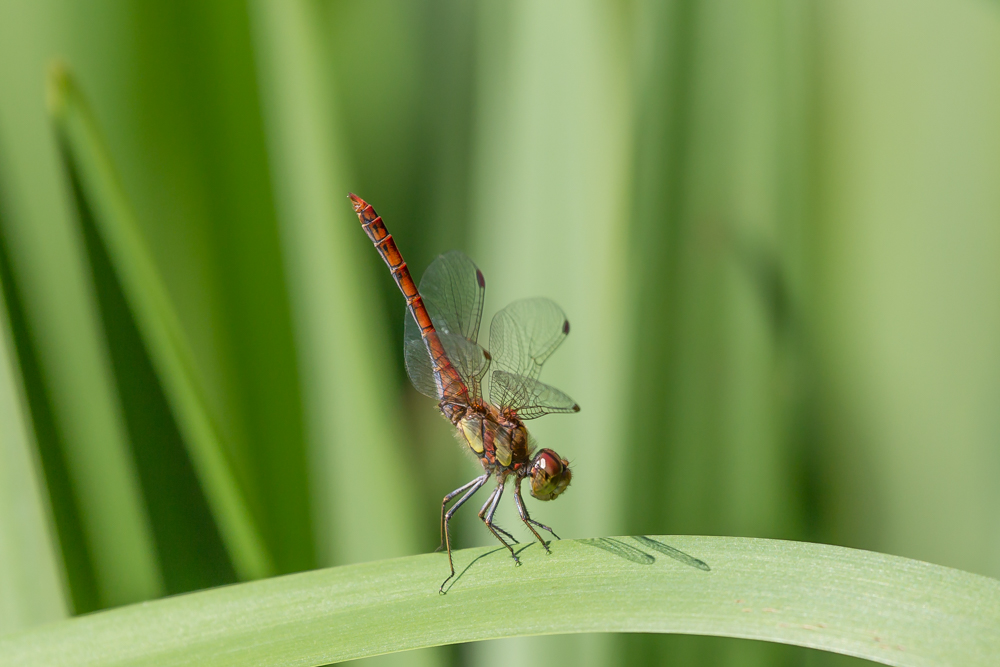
1, 1, 999, 666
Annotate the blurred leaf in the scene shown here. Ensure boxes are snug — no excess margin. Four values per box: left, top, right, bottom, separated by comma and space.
84, 1, 315, 578
249, 11, 460, 663
64, 95, 237, 595
2, 537, 998, 666
465, 1, 631, 665
0, 2, 163, 612
48, 1, 311, 593
0, 213, 101, 613
188, 2, 314, 577
0, 225, 68, 632
326, 4, 488, 587
328, 0, 480, 391
623, 0, 814, 663
47, 64, 274, 581
247, 0, 421, 567
811, 0, 1000, 577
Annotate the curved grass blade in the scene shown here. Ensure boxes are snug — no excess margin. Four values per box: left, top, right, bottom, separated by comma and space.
0, 12, 163, 608
47, 64, 273, 581
2, 536, 997, 667
0, 261, 68, 632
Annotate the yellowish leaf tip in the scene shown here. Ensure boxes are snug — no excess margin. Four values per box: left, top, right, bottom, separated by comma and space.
45, 58, 73, 120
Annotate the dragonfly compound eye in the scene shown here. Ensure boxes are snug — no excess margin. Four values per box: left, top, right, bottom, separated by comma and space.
529, 449, 572, 501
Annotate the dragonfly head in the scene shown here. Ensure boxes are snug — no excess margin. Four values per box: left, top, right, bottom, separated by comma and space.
528, 449, 572, 501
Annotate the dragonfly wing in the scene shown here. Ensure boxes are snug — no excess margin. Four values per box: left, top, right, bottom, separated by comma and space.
439, 331, 490, 391
489, 297, 575, 415
488, 297, 569, 411
404, 309, 489, 400
403, 331, 438, 399
403, 250, 490, 400
489, 297, 569, 377
421, 250, 486, 343
491, 370, 579, 420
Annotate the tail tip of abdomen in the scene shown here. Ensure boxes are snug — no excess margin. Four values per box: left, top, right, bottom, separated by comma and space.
348, 193, 367, 213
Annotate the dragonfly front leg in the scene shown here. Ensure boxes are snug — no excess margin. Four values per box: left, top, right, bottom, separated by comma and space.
439, 474, 488, 593
479, 481, 519, 564
514, 478, 559, 553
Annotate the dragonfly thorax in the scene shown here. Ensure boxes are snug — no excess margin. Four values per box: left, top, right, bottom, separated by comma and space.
439, 401, 467, 425
449, 403, 533, 472
445, 403, 570, 499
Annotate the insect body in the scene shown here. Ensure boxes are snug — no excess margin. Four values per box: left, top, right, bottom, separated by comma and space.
351, 194, 577, 591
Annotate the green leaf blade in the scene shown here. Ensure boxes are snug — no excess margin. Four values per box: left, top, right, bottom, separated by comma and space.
0, 254, 69, 632
2, 537, 996, 667
247, 0, 423, 567
47, 64, 274, 581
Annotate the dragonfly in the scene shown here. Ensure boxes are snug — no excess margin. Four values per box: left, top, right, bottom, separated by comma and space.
351, 194, 578, 592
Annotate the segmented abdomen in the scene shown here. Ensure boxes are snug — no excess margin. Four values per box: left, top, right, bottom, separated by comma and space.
350, 194, 469, 404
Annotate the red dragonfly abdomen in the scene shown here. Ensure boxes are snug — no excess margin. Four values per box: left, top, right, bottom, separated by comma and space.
350, 194, 469, 405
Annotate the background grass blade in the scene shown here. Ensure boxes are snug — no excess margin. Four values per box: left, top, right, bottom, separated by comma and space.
47, 65, 273, 581
623, 1, 813, 663
810, 0, 1000, 578
465, 1, 630, 665
63, 91, 236, 596
247, 0, 421, 567
246, 6, 448, 663
0, 3, 163, 612
105, 2, 316, 581
0, 251, 68, 633
2, 536, 997, 667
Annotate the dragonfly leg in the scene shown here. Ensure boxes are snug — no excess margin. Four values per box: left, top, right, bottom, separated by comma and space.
476, 489, 518, 545
475, 485, 500, 534
492, 524, 519, 545
514, 479, 559, 552
438, 476, 485, 552
479, 481, 520, 564
439, 474, 488, 593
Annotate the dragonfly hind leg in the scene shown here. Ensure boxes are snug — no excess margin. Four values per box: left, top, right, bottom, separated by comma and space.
438, 475, 485, 552
438, 474, 488, 593
514, 479, 559, 553
479, 481, 520, 564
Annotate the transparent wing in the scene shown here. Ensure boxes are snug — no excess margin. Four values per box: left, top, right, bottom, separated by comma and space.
489, 297, 568, 378
420, 250, 486, 343
404, 329, 480, 400
403, 334, 437, 398
439, 331, 490, 394
488, 297, 572, 413
491, 370, 579, 420
403, 250, 490, 400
